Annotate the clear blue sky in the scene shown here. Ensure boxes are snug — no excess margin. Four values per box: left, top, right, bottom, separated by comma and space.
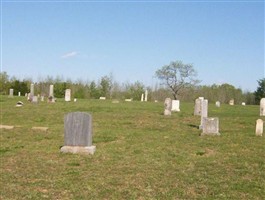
1, 0, 264, 92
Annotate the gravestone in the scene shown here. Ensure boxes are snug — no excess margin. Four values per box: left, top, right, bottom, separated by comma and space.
18, 92, 21, 96
215, 101, 220, 107
260, 98, 265, 116
65, 89, 71, 102
125, 99, 132, 102
201, 117, 220, 136
171, 100, 180, 112
141, 93, 144, 102
74, 98, 77, 102
229, 99, 234, 105
48, 85, 55, 103
60, 112, 96, 155
164, 98, 172, 116
32, 96, 38, 103
16, 101, 23, 107
30, 83, 34, 98
242, 102, 246, 106
194, 98, 203, 116
99, 97, 106, 100
144, 90, 148, 102
41, 96, 44, 101
255, 119, 263, 136
9, 89, 14, 97
199, 99, 208, 129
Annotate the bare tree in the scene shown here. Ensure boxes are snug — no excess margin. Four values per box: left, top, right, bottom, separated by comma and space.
155, 60, 200, 100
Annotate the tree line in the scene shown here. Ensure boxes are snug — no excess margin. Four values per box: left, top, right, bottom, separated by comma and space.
0, 71, 263, 105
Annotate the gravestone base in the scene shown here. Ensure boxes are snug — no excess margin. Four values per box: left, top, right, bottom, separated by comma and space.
60, 145, 96, 155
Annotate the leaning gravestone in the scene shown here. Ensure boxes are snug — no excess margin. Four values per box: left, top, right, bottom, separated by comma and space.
60, 112, 96, 155
65, 89, 71, 102
260, 98, 265, 116
201, 117, 220, 136
199, 99, 208, 129
164, 98, 172, 116
171, 100, 180, 112
255, 119, 263, 136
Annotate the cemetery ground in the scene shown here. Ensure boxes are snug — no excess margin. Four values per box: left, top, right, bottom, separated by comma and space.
0, 96, 264, 199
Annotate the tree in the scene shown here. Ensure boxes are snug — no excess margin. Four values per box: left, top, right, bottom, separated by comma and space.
155, 60, 199, 100
254, 78, 265, 104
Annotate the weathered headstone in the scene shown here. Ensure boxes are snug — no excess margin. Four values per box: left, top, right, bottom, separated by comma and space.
9, 89, 14, 97
30, 83, 34, 100
215, 101, 220, 107
65, 89, 71, 102
164, 98, 172, 116
125, 99, 132, 102
144, 90, 148, 102
199, 99, 208, 129
255, 119, 263, 136
41, 96, 44, 101
171, 100, 180, 112
141, 93, 144, 102
260, 98, 265, 116
60, 112, 96, 155
229, 99, 234, 105
194, 97, 204, 116
201, 117, 220, 136
18, 92, 21, 96
32, 96, 38, 103
99, 97, 106, 100
49, 85, 54, 97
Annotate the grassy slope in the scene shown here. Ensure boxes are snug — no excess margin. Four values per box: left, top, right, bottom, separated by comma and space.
0, 96, 264, 199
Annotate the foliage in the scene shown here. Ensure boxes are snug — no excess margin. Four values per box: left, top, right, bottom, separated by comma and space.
254, 78, 265, 104
155, 60, 200, 100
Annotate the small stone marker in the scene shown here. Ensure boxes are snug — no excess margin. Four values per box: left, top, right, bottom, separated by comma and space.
201, 117, 220, 136
255, 119, 263, 136
141, 93, 144, 102
125, 98, 132, 102
60, 112, 96, 155
215, 101, 220, 107
242, 102, 246, 106
9, 89, 14, 98
32, 96, 38, 103
65, 89, 71, 102
99, 97, 106, 100
171, 100, 180, 112
32, 127, 49, 132
229, 99, 234, 105
164, 98, 172, 116
18, 92, 21, 96
260, 98, 265, 116
199, 99, 208, 129
74, 98, 77, 102
16, 101, 23, 107
0, 125, 14, 130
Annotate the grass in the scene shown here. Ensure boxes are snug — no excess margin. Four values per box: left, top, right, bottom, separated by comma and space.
0, 95, 264, 199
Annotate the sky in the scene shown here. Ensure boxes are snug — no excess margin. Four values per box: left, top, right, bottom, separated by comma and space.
1, 0, 264, 92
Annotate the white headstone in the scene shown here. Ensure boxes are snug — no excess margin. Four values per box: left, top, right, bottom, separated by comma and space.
194, 98, 202, 116
65, 89, 71, 102
141, 93, 144, 102
201, 117, 220, 136
32, 96, 38, 103
49, 85, 54, 98
18, 92, 21, 96
255, 119, 263, 136
74, 98, 77, 102
164, 98, 172, 116
9, 89, 14, 97
229, 99, 234, 105
144, 90, 148, 102
125, 99, 132, 102
215, 101, 220, 107
99, 97, 106, 100
30, 83, 34, 99
41, 96, 44, 101
199, 99, 208, 129
171, 100, 180, 112
242, 102, 246, 106
260, 98, 265, 116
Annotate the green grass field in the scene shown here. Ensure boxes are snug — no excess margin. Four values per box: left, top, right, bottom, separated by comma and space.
1, 95, 264, 199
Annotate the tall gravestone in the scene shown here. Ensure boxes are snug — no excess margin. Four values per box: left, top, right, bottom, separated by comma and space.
9, 89, 14, 97
164, 98, 172, 116
201, 117, 220, 136
30, 83, 34, 100
255, 119, 263, 136
260, 98, 265, 116
144, 90, 148, 102
60, 112, 96, 155
199, 99, 208, 129
141, 94, 144, 102
194, 97, 204, 116
171, 100, 180, 112
65, 89, 71, 102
